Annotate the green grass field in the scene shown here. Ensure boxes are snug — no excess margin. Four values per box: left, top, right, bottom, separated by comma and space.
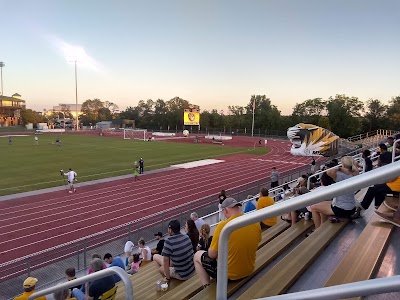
0, 134, 267, 196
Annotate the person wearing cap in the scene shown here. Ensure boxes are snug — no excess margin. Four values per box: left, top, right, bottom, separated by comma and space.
139, 158, 144, 174
193, 197, 261, 288
153, 219, 195, 281
256, 187, 277, 229
14, 277, 46, 300
151, 232, 165, 256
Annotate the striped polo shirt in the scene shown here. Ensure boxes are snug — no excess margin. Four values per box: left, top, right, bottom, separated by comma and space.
162, 233, 195, 279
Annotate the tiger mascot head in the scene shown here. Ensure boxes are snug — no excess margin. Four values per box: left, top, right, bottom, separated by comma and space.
287, 123, 339, 157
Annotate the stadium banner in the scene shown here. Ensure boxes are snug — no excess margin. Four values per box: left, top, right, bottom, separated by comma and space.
183, 111, 200, 125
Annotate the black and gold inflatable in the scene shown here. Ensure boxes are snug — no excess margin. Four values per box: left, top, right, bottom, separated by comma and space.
287, 123, 339, 157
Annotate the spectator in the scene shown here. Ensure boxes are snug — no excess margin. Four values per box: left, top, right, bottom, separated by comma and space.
126, 253, 141, 275
362, 149, 373, 172
377, 143, 392, 166
82, 254, 106, 295
124, 241, 135, 267
257, 187, 277, 229
387, 137, 394, 152
375, 197, 400, 227
271, 167, 279, 188
65, 267, 83, 291
190, 212, 205, 232
311, 158, 316, 173
244, 195, 256, 213
310, 156, 359, 229
355, 176, 400, 214
87, 258, 115, 300
138, 238, 152, 262
151, 232, 165, 256
197, 223, 213, 252
103, 253, 125, 282
193, 197, 261, 288
53, 286, 84, 300
13, 277, 46, 300
185, 219, 200, 253
218, 190, 227, 221
153, 220, 195, 281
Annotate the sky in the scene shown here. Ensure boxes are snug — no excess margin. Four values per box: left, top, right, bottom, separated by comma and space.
1, 0, 399, 115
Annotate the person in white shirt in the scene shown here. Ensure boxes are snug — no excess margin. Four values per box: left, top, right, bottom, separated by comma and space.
34, 136, 39, 145
191, 212, 205, 232
63, 168, 77, 193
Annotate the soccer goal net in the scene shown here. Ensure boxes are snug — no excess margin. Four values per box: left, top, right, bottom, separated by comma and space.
123, 128, 147, 141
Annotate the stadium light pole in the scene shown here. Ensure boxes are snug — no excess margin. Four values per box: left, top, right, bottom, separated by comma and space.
0, 61, 5, 96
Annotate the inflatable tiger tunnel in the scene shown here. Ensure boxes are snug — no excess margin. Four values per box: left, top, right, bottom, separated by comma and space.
287, 123, 339, 157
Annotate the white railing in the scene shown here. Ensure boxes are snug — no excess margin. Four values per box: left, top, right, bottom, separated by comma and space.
215, 161, 400, 299
27, 266, 133, 300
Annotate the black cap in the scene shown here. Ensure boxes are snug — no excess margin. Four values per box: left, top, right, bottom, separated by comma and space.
168, 220, 180, 233
154, 231, 163, 237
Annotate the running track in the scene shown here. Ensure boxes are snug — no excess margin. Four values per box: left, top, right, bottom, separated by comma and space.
0, 138, 318, 265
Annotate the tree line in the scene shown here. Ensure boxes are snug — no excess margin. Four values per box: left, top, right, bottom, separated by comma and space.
19, 94, 400, 138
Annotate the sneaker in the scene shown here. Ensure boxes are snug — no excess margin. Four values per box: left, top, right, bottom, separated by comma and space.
74, 189, 77, 193
68, 191, 73, 194
375, 211, 400, 227
351, 207, 362, 219
384, 197, 399, 212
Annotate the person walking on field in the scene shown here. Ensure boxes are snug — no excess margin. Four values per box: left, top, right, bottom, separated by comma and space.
139, 158, 144, 174
133, 161, 139, 181
34, 136, 39, 145
271, 167, 279, 188
63, 168, 77, 193
311, 158, 316, 173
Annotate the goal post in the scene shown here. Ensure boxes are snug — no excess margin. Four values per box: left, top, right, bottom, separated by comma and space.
123, 128, 147, 141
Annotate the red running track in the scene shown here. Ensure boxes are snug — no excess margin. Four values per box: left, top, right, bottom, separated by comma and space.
0, 138, 318, 264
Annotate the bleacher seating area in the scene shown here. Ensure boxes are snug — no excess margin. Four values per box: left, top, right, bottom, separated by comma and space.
12, 132, 400, 300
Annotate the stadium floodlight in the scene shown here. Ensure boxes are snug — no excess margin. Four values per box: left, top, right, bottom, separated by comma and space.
123, 128, 147, 141
0, 61, 5, 96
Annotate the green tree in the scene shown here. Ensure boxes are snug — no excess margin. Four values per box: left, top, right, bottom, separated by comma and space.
362, 99, 388, 131
80, 99, 105, 124
20, 109, 42, 125
326, 94, 364, 137
245, 95, 282, 133
292, 98, 326, 126
387, 96, 400, 129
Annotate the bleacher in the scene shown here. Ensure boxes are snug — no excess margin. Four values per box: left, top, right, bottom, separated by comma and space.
21, 136, 400, 299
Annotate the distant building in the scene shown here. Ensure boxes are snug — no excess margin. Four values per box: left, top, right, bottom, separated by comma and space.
0, 93, 26, 126
96, 121, 113, 129
43, 103, 83, 119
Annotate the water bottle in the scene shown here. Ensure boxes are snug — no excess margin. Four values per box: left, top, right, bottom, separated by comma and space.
156, 280, 162, 292
304, 212, 310, 221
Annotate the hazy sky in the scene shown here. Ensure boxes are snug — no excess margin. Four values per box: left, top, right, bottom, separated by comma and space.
1, 0, 399, 115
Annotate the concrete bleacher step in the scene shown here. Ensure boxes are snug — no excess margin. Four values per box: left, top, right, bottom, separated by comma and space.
188, 220, 314, 300
324, 202, 395, 300
157, 221, 291, 300
237, 218, 349, 299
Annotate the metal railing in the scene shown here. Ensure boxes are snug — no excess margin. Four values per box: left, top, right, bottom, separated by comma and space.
215, 161, 400, 299
260, 275, 400, 300
27, 266, 133, 300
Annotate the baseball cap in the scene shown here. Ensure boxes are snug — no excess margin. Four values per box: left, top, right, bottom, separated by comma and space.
23, 277, 38, 288
221, 197, 242, 209
168, 220, 180, 232
154, 231, 163, 237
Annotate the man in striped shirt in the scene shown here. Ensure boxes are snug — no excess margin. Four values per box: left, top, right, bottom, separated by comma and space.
153, 219, 195, 281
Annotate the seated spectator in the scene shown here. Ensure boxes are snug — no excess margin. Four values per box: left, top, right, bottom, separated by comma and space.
13, 277, 46, 300
138, 238, 152, 262
153, 219, 195, 281
310, 156, 359, 229
386, 136, 400, 156
197, 223, 213, 252
190, 212, 205, 232
362, 149, 373, 172
151, 232, 165, 256
244, 195, 256, 213
377, 143, 392, 166
53, 286, 84, 300
185, 219, 200, 253
193, 197, 261, 288
124, 241, 135, 267
256, 187, 277, 229
126, 253, 141, 275
82, 254, 107, 295
103, 253, 125, 282
282, 186, 310, 226
88, 258, 115, 300
355, 176, 400, 214
65, 267, 83, 291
